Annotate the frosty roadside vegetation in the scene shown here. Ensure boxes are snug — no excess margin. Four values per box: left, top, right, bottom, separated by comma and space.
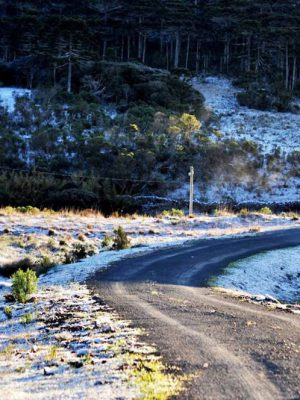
0, 207, 299, 399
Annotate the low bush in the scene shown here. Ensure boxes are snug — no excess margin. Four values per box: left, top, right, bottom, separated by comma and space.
4, 306, 12, 319
72, 242, 95, 259
259, 207, 272, 215
63, 242, 97, 263
213, 207, 233, 217
11, 269, 38, 303
21, 312, 34, 325
113, 226, 131, 250
40, 256, 56, 271
162, 209, 184, 218
16, 206, 40, 215
237, 90, 274, 111
239, 208, 249, 218
102, 235, 113, 248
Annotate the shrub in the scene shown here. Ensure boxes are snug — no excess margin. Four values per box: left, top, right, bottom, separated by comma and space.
239, 208, 249, 218
2, 206, 15, 215
21, 313, 34, 325
11, 269, 38, 303
237, 90, 273, 111
4, 306, 12, 319
16, 206, 40, 215
162, 209, 184, 218
113, 226, 131, 250
213, 207, 233, 217
249, 227, 261, 233
259, 207, 272, 215
77, 233, 86, 242
72, 242, 95, 259
286, 212, 299, 221
40, 256, 55, 270
102, 235, 113, 248
63, 242, 97, 263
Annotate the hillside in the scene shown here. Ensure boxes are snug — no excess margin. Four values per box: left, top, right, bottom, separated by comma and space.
0, 1, 299, 211
170, 76, 300, 205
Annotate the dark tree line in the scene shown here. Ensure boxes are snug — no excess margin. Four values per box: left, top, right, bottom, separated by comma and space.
0, 0, 300, 91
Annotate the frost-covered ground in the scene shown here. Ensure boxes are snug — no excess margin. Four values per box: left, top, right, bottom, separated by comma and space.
0, 283, 184, 400
171, 179, 300, 205
170, 76, 300, 204
1, 209, 299, 268
214, 246, 300, 305
0, 210, 299, 398
1, 209, 299, 296
0, 88, 31, 112
193, 76, 300, 155
1, 209, 199, 399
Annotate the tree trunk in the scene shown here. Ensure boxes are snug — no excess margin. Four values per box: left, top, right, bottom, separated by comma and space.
185, 35, 190, 69
142, 35, 147, 63
174, 31, 180, 69
102, 40, 107, 60
292, 55, 296, 91
246, 36, 251, 72
121, 36, 124, 61
160, 36, 163, 64
67, 56, 72, 94
138, 17, 142, 59
53, 63, 57, 86
166, 42, 169, 70
127, 35, 131, 60
255, 45, 260, 73
67, 37, 72, 94
285, 44, 289, 90
224, 37, 230, 72
195, 39, 200, 74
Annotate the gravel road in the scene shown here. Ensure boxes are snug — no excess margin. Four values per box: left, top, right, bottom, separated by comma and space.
90, 229, 300, 399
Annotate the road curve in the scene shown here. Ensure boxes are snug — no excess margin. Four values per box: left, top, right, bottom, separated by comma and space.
90, 229, 300, 400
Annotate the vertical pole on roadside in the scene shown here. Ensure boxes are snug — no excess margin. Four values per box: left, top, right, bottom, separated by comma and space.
189, 166, 194, 217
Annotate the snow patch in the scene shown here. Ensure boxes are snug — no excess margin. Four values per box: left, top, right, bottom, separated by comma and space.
193, 76, 300, 155
215, 246, 300, 303
0, 88, 31, 112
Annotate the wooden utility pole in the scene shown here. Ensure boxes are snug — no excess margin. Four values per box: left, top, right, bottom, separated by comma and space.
189, 166, 194, 217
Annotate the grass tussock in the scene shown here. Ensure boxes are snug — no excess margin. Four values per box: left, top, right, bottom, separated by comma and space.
0, 344, 15, 360
161, 209, 185, 218
213, 207, 235, 217
130, 358, 188, 400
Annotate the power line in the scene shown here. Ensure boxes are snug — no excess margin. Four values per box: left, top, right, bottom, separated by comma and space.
0, 166, 181, 185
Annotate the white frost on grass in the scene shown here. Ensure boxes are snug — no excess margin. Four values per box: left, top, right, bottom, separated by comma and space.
167, 76, 300, 204
215, 246, 300, 303
171, 180, 300, 205
193, 76, 300, 155
0, 88, 31, 112
0, 285, 145, 400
